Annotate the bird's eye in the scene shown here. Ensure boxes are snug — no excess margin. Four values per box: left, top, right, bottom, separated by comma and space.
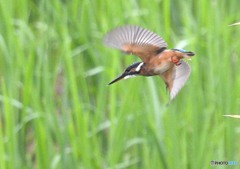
125, 68, 131, 72
125, 66, 133, 72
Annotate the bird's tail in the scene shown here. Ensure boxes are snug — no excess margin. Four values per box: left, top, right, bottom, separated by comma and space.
183, 51, 195, 56
172, 49, 195, 57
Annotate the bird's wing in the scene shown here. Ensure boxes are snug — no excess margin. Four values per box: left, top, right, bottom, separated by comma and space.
160, 61, 191, 101
103, 25, 167, 62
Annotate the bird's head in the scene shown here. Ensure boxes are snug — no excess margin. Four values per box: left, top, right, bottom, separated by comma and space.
108, 62, 144, 85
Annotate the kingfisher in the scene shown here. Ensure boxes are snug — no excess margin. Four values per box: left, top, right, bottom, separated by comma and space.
103, 25, 195, 101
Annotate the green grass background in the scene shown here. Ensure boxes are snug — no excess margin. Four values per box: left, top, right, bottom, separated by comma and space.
0, 0, 240, 168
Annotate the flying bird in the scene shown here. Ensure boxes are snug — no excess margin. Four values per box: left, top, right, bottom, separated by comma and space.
103, 25, 195, 101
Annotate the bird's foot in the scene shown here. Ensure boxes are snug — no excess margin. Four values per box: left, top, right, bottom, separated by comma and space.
171, 56, 181, 66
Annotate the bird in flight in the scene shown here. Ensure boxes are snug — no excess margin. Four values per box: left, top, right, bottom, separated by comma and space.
103, 25, 195, 101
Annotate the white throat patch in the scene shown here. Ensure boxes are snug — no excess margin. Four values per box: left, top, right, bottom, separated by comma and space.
123, 75, 136, 79
135, 62, 144, 72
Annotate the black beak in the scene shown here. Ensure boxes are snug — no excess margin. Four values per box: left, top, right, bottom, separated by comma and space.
108, 73, 126, 85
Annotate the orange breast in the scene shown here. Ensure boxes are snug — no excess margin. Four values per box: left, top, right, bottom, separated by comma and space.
145, 51, 174, 74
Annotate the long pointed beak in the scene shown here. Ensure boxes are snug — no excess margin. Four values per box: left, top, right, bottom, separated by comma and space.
108, 73, 125, 85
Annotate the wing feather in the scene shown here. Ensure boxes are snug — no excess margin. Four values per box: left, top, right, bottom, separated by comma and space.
103, 25, 167, 62
161, 61, 191, 101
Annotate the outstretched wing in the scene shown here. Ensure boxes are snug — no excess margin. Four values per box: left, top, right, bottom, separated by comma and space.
160, 61, 191, 101
103, 25, 167, 62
